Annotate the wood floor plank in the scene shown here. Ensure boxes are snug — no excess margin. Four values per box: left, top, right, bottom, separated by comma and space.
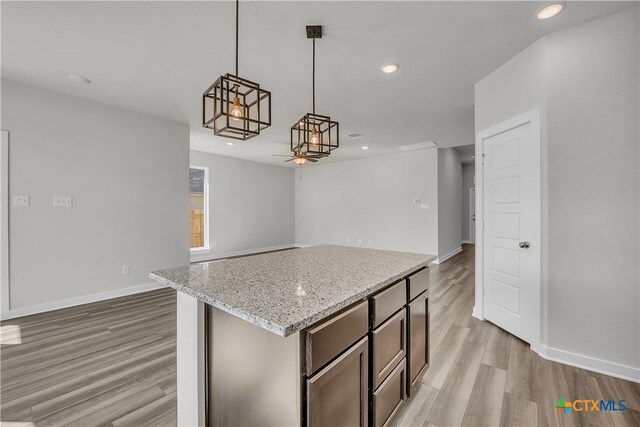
421, 324, 470, 389
426, 340, 485, 426
393, 383, 439, 426
500, 392, 537, 426
461, 363, 507, 426
465, 318, 492, 345
504, 336, 535, 400
482, 325, 513, 371
112, 391, 177, 426
64, 385, 167, 426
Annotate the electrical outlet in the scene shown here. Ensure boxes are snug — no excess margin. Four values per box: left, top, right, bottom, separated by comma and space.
346, 237, 351, 244
53, 196, 73, 207
13, 195, 30, 206
420, 203, 430, 210
122, 265, 130, 275
358, 239, 362, 245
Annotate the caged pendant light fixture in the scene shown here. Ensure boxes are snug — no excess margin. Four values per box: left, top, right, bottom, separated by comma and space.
290, 26, 339, 159
202, 0, 271, 141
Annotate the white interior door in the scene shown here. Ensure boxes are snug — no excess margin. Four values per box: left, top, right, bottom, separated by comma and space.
482, 120, 540, 348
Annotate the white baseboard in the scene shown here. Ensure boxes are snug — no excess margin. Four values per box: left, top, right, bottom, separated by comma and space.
461, 240, 475, 245
432, 246, 462, 264
472, 305, 483, 320
539, 344, 639, 383
190, 244, 296, 263
1, 281, 167, 321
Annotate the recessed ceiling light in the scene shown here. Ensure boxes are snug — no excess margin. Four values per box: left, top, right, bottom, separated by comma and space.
381, 63, 399, 74
361, 146, 369, 150
68, 75, 91, 84
536, 2, 565, 20
226, 142, 235, 146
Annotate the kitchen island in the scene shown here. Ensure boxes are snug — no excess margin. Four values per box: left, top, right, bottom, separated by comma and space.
150, 245, 435, 427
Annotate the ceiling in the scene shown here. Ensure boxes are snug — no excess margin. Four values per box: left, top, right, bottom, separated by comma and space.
2, 1, 635, 167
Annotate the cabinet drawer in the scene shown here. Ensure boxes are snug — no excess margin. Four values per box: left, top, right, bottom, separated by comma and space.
371, 280, 406, 328
372, 309, 406, 389
407, 292, 429, 396
306, 301, 369, 375
372, 358, 406, 427
407, 268, 429, 302
308, 337, 369, 427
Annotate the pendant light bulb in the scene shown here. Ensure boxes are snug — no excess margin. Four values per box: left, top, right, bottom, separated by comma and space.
293, 157, 307, 165
310, 128, 320, 145
230, 96, 243, 120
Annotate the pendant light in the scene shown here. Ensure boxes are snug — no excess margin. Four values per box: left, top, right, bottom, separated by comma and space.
202, 0, 271, 141
290, 26, 339, 158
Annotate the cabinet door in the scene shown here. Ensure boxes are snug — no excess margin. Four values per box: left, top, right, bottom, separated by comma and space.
407, 291, 429, 395
307, 337, 368, 427
372, 358, 406, 427
372, 309, 406, 389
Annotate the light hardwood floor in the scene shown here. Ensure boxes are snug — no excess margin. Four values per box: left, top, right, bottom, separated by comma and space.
1, 244, 638, 426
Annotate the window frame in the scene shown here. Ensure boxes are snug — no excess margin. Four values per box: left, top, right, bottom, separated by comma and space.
189, 165, 210, 254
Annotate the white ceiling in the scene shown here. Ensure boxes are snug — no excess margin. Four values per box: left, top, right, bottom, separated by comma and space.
1, 1, 634, 167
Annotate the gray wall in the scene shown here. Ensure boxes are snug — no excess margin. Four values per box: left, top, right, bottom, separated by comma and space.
461, 164, 475, 242
475, 8, 639, 370
190, 149, 295, 261
437, 148, 462, 259
2, 80, 190, 310
295, 149, 438, 255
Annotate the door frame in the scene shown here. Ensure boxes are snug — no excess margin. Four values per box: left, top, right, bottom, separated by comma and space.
1, 130, 9, 317
469, 187, 475, 244
473, 108, 541, 354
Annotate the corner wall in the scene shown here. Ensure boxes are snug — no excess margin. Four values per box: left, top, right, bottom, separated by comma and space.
437, 148, 462, 261
189, 149, 295, 261
1, 80, 190, 316
475, 8, 640, 380
295, 149, 438, 255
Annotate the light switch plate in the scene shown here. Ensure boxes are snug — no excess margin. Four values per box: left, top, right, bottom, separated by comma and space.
53, 196, 73, 207
13, 195, 30, 206
420, 203, 430, 210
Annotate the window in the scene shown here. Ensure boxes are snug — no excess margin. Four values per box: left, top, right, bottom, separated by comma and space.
189, 166, 209, 251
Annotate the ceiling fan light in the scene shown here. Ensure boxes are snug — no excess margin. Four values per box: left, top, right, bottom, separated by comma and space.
293, 157, 307, 165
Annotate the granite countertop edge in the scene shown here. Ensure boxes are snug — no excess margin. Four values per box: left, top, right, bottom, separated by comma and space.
150, 256, 434, 337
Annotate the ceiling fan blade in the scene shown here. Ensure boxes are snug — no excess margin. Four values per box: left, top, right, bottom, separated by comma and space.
284, 158, 294, 162
307, 158, 319, 163
272, 154, 292, 157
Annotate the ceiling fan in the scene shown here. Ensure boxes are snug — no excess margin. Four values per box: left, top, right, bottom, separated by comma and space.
272, 150, 325, 165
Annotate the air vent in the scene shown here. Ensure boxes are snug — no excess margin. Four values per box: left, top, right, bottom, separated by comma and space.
347, 132, 364, 139
398, 141, 437, 151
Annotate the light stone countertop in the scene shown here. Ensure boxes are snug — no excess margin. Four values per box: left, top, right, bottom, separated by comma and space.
150, 245, 436, 337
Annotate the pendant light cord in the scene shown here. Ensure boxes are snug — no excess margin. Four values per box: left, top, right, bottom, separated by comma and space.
235, 0, 239, 76
312, 36, 316, 115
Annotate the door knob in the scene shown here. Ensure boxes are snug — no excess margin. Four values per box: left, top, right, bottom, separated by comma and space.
519, 241, 530, 249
